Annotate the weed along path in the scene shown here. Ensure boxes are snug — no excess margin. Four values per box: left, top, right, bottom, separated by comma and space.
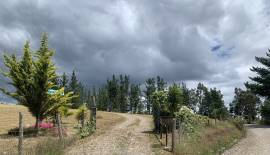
223, 124, 270, 155
68, 113, 154, 155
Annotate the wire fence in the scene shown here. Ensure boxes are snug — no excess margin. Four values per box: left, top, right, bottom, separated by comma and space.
0, 106, 96, 155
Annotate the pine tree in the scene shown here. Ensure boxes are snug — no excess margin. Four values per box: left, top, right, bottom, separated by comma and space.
144, 78, 156, 114
69, 70, 80, 108
107, 75, 119, 112
157, 76, 166, 91
130, 84, 140, 113
246, 50, 270, 97
60, 72, 69, 93
181, 82, 189, 107
97, 87, 109, 111
0, 33, 74, 130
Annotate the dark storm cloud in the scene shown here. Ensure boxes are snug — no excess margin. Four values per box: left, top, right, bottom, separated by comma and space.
0, 0, 270, 103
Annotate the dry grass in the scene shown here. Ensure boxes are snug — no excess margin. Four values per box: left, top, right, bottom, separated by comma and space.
175, 121, 245, 155
0, 104, 125, 155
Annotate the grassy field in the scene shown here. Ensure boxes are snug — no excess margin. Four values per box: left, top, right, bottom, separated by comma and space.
175, 120, 245, 155
0, 104, 125, 154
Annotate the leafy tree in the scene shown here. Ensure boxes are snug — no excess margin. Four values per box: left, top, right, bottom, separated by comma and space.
261, 100, 270, 124
151, 91, 169, 130
130, 84, 140, 113
209, 88, 228, 120
198, 85, 211, 116
145, 78, 156, 114
231, 88, 260, 123
0, 34, 74, 130
167, 83, 183, 115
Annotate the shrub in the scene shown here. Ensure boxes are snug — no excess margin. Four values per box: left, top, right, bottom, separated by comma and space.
78, 119, 96, 138
175, 106, 208, 134
229, 116, 246, 131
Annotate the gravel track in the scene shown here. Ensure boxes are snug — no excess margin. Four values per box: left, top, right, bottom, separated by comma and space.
68, 113, 154, 155
223, 124, 270, 155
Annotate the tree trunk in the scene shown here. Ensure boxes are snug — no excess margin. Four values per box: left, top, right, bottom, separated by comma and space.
35, 115, 40, 135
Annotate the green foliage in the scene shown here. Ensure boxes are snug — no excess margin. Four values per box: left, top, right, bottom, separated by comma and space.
0, 33, 74, 128
261, 100, 270, 124
107, 75, 119, 111
97, 87, 109, 111
69, 70, 81, 108
229, 116, 246, 131
130, 84, 140, 113
145, 78, 156, 114
75, 105, 88, 122
175, 106, 208, 134
231, 88, 261, 123
118, 75, 129, 113
156, 76, 166, 91
245, 50, 270, 97
151, 91, 169, 129
168, 83, 183, 114
78, 120, 96, 138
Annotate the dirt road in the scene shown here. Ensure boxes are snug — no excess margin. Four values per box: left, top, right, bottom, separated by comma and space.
223, 124, 270, 155
68, 113, 154, 155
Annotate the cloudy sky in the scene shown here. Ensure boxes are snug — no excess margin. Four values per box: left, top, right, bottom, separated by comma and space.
0, 0, 270, 104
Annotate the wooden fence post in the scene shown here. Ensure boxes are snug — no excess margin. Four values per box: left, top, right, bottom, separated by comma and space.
18, 112, 23, 155
57, 113, 63, 141
172, 118, 176, 152
90, 96, 97, 129
165, 125, 168, 147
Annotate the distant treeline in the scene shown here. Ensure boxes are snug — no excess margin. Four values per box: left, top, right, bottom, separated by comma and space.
60, 72, 231, 120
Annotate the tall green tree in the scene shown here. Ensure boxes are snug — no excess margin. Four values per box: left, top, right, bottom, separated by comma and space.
245, 50, 270, 123
69, 70, 80, 108
130, 84, 140, 113
246, 50, 270, 97
167, 83, 183, 115
209, 88, 228, 120
97, 87, 109, 111
107, 75, 119, 112
157, 76, 166, 91
231, 88, 260, 123
0, 34, 73, 130
145, 78, 156, 114
181, 83, 189, 107
151, 91, 169, 130
119, 74, 127, 112
59, 72, 69, 93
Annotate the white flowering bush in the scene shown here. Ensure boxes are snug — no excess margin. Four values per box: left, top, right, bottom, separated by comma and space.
175, 106, 208, 134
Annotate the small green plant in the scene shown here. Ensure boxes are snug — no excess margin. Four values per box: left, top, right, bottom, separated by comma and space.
76, 104, 87, 125
78, 119, 96, 138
